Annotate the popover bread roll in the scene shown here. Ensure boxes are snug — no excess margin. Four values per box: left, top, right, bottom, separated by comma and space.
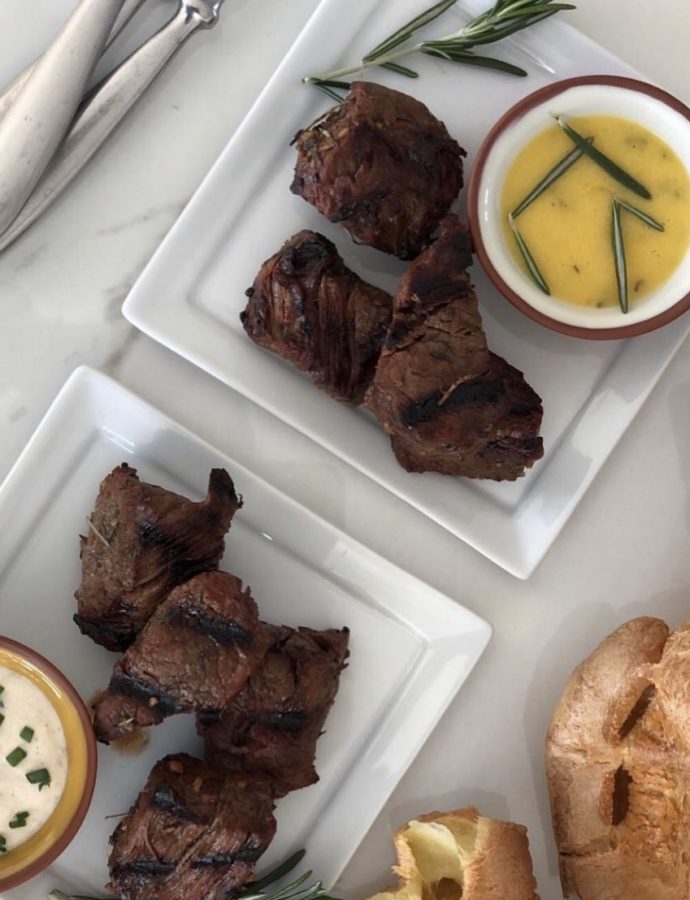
546, 615, 690, 900
368, 807, 539, 900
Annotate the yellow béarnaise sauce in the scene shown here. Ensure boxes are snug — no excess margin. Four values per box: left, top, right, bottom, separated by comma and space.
501, 115, 690, 308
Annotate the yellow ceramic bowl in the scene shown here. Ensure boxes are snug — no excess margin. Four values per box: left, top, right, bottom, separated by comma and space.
0, 637, 97, 892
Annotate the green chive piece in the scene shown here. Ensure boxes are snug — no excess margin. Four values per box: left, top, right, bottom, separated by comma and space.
0, 834, 6, 854
509, 216, 550, 294
611, 200, 629, 313
26, 767, 51, 790
9, 811, 29, 829
0, 685, 5, 694
555, 116, 652, 199
615, 197, 665, 232
6, 747, 27, 767
511, 139, 592, 218
20, 726, 34, 743
0, 714, 4, 726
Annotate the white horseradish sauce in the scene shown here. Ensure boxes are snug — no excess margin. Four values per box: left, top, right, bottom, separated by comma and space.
0, 666, 67, 854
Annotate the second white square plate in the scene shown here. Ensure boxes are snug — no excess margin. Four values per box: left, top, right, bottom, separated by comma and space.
123, 0, 690, 577
0, 367, 490, 899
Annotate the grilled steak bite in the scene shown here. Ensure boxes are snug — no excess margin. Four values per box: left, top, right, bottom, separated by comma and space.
291, 82, 465, 259
241, 230, 391, 404
75, 464, 240, 651
108, 754, 276, 900
389, 354, 544, 479
93, 572, 268, 744
367, 216, 543, 480
198, 624, 350, 795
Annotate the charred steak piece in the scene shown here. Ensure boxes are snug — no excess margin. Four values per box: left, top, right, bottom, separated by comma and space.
291, 82, 466, 260
75, 464, 241, 651
108, 754, 276, 900
241, 230, 391, 404
93, 571, 269, 744
366, 216, 544, 481
198, 624, 349, 796
390, 353, 545, 480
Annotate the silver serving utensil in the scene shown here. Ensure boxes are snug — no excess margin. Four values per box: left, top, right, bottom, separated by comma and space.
0, 0, 227, 254
0, 0, 149, 124
0, 0, 126, 235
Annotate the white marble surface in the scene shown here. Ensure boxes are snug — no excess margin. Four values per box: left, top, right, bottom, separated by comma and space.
2, 2, 690, 899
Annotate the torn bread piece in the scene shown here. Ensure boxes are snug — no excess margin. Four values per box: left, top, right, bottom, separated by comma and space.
546, 615, 690, 900
368, 808, 539, 900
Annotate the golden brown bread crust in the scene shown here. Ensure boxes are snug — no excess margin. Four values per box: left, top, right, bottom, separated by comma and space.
546, 615, 690, 900
368, 807, 539, 900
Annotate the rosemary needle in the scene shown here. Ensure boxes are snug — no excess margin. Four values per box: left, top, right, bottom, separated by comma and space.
511, 138, 592, 218
555, 115, 652, 199
615, 197, 665, 232
611, 199, 629, 313
509, 216, 550, 294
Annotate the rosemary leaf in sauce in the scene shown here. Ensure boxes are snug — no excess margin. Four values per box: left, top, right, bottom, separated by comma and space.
6, 746, 27, 767
611, 199, 629, 313
26, 767, 51, 790
509, 216, 550, 294
20, 726, 34, 742
615, 197, 665, 232
511, 139, 592, 218
9, 811, 29, 829
555, 115, 652, 199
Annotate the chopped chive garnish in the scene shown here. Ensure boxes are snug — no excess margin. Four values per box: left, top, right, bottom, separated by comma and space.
0, 685, 5, 695
555, 115, 652, 199
0, 714, 4, 726
6, 747, 27, 767
0, 834, 6, 853
511, 139, 592, 219
9, 811, 29, 829
611, 199, 629, 313
615, 197, 665, 232
20, 726, 34, 743
26, 767, 51, 790
509, 216, 550, 294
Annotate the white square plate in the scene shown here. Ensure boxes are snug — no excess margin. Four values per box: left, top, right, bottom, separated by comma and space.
0, 367, 490, 899
123, 0, 690, 578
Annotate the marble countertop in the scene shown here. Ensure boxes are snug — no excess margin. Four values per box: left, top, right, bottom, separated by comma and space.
2, 2, 690, 899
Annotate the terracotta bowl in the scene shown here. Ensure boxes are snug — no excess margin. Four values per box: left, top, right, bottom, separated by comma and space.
467, 75, 690, 340
0, 637, 97, 893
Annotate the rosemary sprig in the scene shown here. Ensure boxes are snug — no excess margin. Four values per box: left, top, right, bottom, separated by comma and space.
305, 0, 576, 88
509, 215, 550, 294
611, 199, 628, 313
511, 138, 592, 218
555, 116, 652, 199
49, 849, 339, 900
615, 197, 664, 232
